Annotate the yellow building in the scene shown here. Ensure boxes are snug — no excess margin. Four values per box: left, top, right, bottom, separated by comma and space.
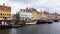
40, 11, 46, 19
32, 11, 37, 20
0, 4, 11, 20
57, 14, 60, 20
28, 8, 38, 20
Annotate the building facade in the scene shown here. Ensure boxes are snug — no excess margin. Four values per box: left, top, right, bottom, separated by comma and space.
32, 11, 37, 20
37, 12, 41, 20
31, 8, 38, 20
57, 14, 60, 20
47, 13, 58, 20
40, 11, 47, 19
0, 4, 11, 20
19, 8, 32, 21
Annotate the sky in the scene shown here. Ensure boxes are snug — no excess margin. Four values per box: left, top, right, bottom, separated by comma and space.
0, 0, 60, 14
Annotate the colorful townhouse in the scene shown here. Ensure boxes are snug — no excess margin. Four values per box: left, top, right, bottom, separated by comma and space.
30, 8, 38, 21
40, 11, 47, 19
57, 14, 60, 20
19, 8, 32, 21
0, 4, 11, 20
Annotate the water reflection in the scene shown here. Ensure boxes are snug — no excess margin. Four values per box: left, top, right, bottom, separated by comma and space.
9, 28, 17, 34
0, 22, 60, 34
0, 29, 10, 34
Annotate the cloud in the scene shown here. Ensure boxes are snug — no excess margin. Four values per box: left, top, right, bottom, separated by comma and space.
0, 0, 7, 5
0, 0, 60, 14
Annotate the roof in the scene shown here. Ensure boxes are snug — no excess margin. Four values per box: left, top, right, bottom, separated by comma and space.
31, 8, 38, 12
32, 8, 37, 11
25, 9, 31, 12
0, 5, 11, 10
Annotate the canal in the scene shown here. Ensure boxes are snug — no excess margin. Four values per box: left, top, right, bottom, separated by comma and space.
0, 22, 60, 34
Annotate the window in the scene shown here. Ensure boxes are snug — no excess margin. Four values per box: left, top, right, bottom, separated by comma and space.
7, 14, 11, 16
9, 14, 11, 15
3, 17, 4, 18
5, 14, 6, 15
1, 13, 2, 15
3, 14, 4, 15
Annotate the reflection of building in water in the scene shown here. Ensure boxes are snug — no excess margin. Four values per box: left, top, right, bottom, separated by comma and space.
0, 3, 11, 20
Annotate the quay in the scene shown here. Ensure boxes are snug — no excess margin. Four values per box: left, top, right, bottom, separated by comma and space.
0, 19, 59, 29
0, 20, 22, 28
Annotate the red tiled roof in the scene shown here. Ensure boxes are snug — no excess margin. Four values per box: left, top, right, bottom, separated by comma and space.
0, 5, 11, 10
25, 9, 31, 12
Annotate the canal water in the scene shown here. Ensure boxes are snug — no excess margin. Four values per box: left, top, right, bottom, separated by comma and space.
0, 22, 60, 34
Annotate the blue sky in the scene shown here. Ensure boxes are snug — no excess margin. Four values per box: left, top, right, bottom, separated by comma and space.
0, 0, 60, 14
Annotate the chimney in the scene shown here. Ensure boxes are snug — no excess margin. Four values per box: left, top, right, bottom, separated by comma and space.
26, 7, 28, 9
3, 3, 5, 6
20, 9, 23, 11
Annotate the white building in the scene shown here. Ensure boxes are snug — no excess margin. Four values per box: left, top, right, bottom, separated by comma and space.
18, 9, 32, 21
